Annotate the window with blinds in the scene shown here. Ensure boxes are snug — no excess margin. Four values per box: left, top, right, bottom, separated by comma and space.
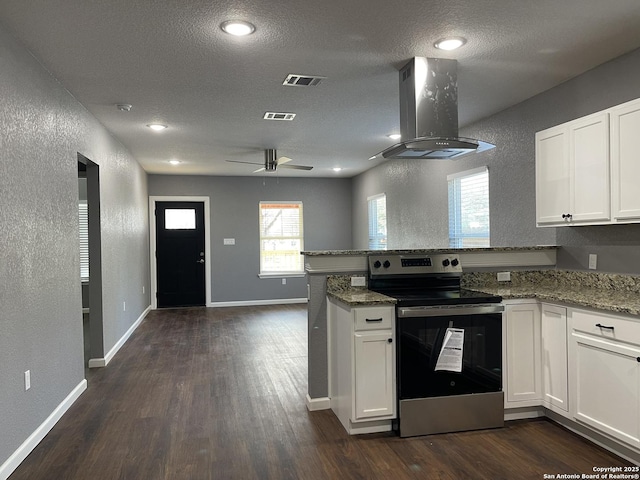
79, 201, 89, 280
448, 167, 490, 248
368, 194, 387, 250
259, 202, 304, 274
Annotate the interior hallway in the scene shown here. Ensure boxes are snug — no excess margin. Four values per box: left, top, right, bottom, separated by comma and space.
9, 304, 632, 479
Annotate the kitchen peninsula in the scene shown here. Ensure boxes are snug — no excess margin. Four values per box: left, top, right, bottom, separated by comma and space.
302, 245, 558, 412
304, 246, 640, 464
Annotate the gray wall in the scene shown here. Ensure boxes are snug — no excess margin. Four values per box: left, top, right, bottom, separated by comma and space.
148, 175, 352, 302
0, 23, 149, 467
353, 47, 640, 274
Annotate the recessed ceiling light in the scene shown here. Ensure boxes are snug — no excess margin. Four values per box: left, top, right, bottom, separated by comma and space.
434, 37, 467, 51
387, 133, 401, 140
220, 20, 256, 36
169, 160, 181, 165
147, 124, 167, 131
332, 167, 342, 172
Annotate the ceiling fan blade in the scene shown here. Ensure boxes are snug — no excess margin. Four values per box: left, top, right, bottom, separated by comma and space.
253, 167, 266, 173
226, 160, 263, 166
276, 156, 292, 165
279, 164, 313, 170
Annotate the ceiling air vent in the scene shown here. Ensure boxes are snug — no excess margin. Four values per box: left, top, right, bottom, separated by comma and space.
263, 112, 296, 121
282, 74, 326, 87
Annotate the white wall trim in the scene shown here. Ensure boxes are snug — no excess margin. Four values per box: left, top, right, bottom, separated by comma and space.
210, 298, 308, 308
304, 249, 557, 274
88, 305, 151, 368
306, 394, 331, 411
149, 196, 212, 309
0, 379, 87, 480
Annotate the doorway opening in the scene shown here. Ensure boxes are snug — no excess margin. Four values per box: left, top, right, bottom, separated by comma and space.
149, 196, 211, 309
78, 154, 104, 371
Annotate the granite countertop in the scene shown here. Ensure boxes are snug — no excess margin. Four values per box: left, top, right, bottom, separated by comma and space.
463, 270, 640, 317
326, 275, 396, 306
302, 246, 558, 256
327, 270, 640, 316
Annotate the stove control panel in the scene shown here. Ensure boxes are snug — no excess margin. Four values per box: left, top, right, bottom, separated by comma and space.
368, 253, 462, 276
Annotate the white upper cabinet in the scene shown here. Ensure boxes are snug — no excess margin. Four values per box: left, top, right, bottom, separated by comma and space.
611, 98, 640, 221
570, 113, 610, 223
536, 112, 610, 226
536, 125, 570, 225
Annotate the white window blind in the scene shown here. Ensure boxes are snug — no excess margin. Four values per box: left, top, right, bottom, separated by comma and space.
368, 194, 387, 250
448, 167, 490, 248
79, 201, 89, 280
259, 202, 304, 274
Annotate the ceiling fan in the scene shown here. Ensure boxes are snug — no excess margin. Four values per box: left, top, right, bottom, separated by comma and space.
226, 149, 313, 173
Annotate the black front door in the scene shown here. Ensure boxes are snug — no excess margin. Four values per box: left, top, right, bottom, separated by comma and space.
155, 201, 206, 308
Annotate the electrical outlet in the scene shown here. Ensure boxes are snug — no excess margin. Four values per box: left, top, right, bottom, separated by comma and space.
281, 278, 287, 285
351, 276, 366, 287
589, 254, 597, 270
223, 238, 236, 245
25, 370, 31, 391
497, 272, 511, 282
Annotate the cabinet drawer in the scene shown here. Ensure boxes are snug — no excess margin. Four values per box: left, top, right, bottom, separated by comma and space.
571, 308, 640, 345
354, 306, 393, 331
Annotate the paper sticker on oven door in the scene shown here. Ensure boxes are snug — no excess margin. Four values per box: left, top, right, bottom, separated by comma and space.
435, 328, 464, 372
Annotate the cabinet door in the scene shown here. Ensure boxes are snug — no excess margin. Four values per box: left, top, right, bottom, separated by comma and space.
536, 125, 570, 225
572, 332, 640, 448
570, 112, 610, 223
354, 331, 395, 420
505, 303, 542, 405
611, 98, 640, 221
541, 304, 568, 414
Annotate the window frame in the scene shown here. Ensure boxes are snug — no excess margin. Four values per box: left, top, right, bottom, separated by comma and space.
447, 166, 490, 248
79, 200, 89, 281
258, 201, 305, 277
367, 193, 387, 250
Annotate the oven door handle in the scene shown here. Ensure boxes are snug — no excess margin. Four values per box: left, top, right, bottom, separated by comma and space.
398, 304, 505, 318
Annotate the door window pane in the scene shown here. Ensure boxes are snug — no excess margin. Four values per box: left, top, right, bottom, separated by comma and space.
165, 209, 196, 230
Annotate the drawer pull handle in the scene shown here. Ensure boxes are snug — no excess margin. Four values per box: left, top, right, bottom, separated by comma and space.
596, 323, 614, 330
366, 317, 383, 323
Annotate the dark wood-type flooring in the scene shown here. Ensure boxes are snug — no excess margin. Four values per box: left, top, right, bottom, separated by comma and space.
10, 304, 633, 479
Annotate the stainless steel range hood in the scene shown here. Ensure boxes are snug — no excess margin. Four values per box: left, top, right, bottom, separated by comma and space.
376, 57, 495, 160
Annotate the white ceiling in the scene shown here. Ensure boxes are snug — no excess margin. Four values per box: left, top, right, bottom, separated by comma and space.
2, 0, 640, 177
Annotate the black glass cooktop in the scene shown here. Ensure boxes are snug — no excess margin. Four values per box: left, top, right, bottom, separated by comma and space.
371, 288, 502, 307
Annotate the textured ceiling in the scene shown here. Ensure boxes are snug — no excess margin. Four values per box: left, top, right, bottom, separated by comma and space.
2, 0, 640, 177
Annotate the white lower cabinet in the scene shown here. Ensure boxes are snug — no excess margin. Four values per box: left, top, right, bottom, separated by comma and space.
328, 298, 396, 434
354, 331, 394, 419
504, 302, 542, 407
541, 304, 569, 415
569, 308, 640, 449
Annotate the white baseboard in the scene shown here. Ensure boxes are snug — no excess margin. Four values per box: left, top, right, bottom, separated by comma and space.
210, 298, 308, 308
88, 305, 151, 368
306, 394, 331, 411
0, 379, 87, 480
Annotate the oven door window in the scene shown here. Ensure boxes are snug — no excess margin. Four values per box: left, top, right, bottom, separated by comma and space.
397, 313, 502, 399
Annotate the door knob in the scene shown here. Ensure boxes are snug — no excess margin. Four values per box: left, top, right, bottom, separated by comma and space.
197, 259, 205, 264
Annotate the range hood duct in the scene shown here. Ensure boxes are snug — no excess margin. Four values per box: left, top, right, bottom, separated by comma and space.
377, 57, 495, 160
